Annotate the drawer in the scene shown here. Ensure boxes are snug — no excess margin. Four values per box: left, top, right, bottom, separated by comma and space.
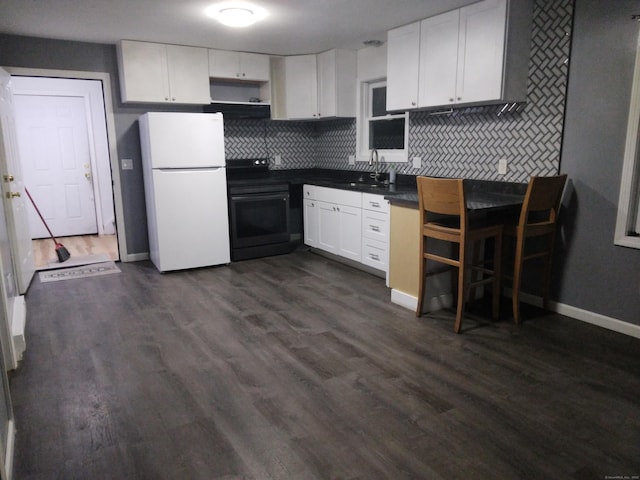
362, 210, 388, 243
362, 238, 388, 271
362, 193, 389, 214
314, 185, 362, 208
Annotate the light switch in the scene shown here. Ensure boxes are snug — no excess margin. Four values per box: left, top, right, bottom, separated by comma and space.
121, 158, 133, 170
274, 154, 282, 166
348, 155, 355, 165
412, 156, 422, 169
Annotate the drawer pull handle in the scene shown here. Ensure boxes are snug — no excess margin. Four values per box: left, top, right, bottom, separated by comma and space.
370, 202, 381, 208
370, 225, 380, 232
369, 253, 380, 261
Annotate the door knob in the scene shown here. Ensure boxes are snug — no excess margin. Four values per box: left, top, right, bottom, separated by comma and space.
85, 172, 92, 179
6, 192, 21, 199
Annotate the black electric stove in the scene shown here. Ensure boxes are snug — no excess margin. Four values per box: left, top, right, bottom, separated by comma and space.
225, 158, 292, 261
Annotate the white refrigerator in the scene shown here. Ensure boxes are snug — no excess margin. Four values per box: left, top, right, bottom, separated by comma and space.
139, 112, 230, 272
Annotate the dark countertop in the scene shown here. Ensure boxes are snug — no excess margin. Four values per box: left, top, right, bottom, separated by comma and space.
263, 168, 527, 211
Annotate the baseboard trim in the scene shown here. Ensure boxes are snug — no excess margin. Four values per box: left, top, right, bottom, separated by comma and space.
391, 289, 453, 314
5, 419, 15, 480
551, 300, 640, 339
11, 296, 26, 368
391, 288, 640, 339
121, 252, 149, 262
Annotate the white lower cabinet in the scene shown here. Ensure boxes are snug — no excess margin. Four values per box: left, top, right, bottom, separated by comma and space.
361, 193, 390, 272
304, 185, 389, 273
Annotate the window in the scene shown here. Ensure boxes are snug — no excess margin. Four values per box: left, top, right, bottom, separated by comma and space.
356, 80, 408, 163
615, 33, 640, 249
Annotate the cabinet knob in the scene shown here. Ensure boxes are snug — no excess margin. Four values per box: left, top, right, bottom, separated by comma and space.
165, 97, 169, 101
457, 97, 461, 101
411, 101, 416, 106
449, 98, 454, 102
6, 192, 20, 199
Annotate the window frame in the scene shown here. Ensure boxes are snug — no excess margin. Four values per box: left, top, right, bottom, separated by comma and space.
615, 31, 640, 249
356, 79, 408, 163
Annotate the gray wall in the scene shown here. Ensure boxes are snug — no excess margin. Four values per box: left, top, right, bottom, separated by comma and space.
557, 0, 640, 325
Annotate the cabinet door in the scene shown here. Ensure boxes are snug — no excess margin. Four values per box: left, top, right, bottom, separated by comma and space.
208, 49, 240, 78
337, 205, 362, 262
118, 40, 169, 103
456, 0, 507, 104
317, 50, 336, 118
419, 10, 460, 107
317, 201, 339, 254
386, 22, 420, 111
284, 55, 318, 119
303, 198, 319, 248
239, 52, 271, 81
166, 44, 210, 104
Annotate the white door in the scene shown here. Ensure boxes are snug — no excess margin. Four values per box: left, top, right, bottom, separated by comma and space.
0, 68, 35, 294
13, 93, 98, 239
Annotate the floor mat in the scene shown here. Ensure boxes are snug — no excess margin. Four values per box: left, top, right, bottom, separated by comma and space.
39, 261, 121, 283
37, 253, 112, 271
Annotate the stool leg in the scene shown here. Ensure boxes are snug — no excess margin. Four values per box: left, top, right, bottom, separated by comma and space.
492, 233, 502, 321
416, 238, 425, 317
541, 233, 555, 311
512, 233, 525, 324
454, 241, 467, 333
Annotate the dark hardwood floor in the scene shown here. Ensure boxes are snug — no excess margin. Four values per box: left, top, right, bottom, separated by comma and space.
10, 248, 640, 479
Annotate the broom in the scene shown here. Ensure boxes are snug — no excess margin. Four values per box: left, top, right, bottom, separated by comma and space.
24, 187, 71, 263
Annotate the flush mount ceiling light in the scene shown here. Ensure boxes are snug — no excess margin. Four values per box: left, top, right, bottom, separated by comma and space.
205, 2, 268, 28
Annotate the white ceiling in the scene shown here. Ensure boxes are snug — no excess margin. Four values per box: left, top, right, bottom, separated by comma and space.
0, 0, 479, 55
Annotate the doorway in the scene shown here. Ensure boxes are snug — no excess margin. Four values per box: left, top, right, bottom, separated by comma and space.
10, 75, 121, 268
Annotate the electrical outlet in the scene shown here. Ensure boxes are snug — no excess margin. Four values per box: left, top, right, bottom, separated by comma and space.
412, 156, 422, 169
121, 158, 133, 170
274, 154, 282, 166
348, 155, 355, 165
498, 158, 508, 175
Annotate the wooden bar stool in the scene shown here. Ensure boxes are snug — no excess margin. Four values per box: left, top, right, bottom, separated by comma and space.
504, 174, 568, 324
416, 177, 503, 333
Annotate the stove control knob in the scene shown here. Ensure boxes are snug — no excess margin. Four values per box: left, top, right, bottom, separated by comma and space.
254, 160, 260, 165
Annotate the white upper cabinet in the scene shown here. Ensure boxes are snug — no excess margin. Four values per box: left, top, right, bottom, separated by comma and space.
208, 49, 270, 82
387, 0, 533, 111
317, 49, 357, 118
271, 49, 356, 120
117, 40, 210, 104
386, 22, 421, 111
280, 54, 319, 119
418, 9, 459, 107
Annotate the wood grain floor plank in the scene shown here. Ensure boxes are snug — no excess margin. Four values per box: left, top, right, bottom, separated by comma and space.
9, 248, 640, 479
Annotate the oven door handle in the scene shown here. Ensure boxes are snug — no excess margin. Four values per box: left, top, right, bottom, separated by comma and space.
230, 193, 289, 202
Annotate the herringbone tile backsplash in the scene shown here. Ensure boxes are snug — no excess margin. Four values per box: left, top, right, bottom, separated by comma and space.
225, 0, 571, 183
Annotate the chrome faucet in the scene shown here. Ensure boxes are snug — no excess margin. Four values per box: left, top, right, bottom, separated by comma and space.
369, 148, 380, 182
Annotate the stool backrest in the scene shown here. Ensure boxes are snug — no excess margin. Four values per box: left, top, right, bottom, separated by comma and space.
417, 176, 466, 221
519, 174, 568, 228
